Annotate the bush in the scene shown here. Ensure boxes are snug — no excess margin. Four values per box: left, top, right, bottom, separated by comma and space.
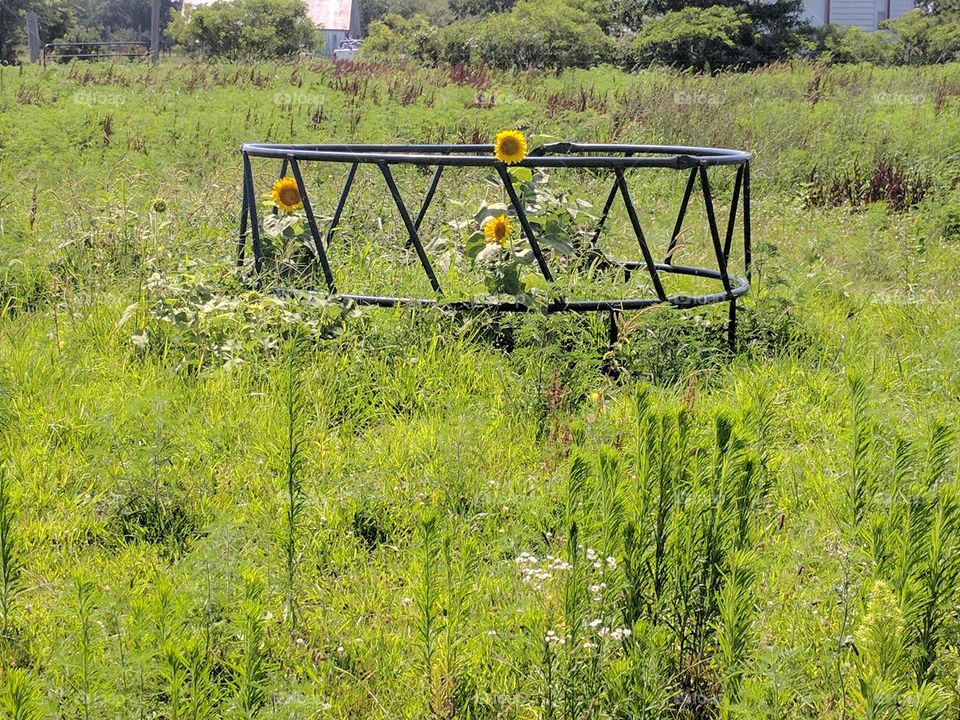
819, 24, 896, 64
363, 12, 441, 61
884, 9, 960, 64
167, 0, 316, 58
630, 5, 756, 71
440, 0, 611, 69
0, 0, 26, 64
817, 10, 960, 65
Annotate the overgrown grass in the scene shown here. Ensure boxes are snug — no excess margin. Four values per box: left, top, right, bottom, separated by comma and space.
0, 58, 959, 718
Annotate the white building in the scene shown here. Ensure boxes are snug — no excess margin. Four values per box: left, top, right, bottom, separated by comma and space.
802, 0, 915, 30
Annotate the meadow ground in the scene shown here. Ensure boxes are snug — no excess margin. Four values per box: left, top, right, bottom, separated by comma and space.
0, 58, 960, 719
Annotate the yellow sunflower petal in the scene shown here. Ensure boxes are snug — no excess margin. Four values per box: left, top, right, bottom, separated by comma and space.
272, 177, 303, 212
494, 130, 528, 165
483, 214, 513, 246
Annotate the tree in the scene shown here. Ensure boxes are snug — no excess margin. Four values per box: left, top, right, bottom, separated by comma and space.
357, 0, 453, 32
167, 0, 317, 58
73, 0, 174, 39
364, 12, 441, 60
631, 5, 756, 70
926, 0, 960, 23
26, 0, 76, 45
443, 0, 611, 69
884, 9, 960, 63
449, 0, 514, 20
1, 0, 27, 64
629, 0, 805, 63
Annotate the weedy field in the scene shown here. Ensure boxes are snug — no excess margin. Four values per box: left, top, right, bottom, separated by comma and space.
0, 58, 960, 719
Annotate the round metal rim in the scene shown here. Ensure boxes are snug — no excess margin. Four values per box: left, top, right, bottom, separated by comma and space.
277, 263, 749, 312
241, 142, 751, 169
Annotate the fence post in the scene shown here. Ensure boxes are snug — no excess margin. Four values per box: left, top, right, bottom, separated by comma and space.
150, 0, 160, 65
26, 12, 41, 63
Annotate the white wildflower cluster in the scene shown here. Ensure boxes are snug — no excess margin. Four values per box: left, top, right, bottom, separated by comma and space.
599, 625, 632, 641
515, 548, 617, 594
585, 617, 632, 643
584, 547, 618, 571
515, 551, 572, 591
545, 628, 568, 646
515, 552, 552, 590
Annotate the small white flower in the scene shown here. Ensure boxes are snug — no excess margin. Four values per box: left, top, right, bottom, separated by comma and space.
401, 597, 412, 608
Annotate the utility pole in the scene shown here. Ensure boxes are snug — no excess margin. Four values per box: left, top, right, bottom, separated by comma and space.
150, 0, 161, 65
26, 12, 41, 63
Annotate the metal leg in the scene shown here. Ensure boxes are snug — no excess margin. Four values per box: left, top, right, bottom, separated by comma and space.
289, 158, 337, 294
495, 165, 554, 282
744, 162, 752, 284
590, 155, 633, 245
242, 153, 263, 275
723, 165, 743, 262
414, 165, 444, 233
325, 163, 358, 247
614, 168, 666, 301
379, 162, 443, 295
664, 167, 697, 264
698, 166, 732, 298
238, 163, 249, 267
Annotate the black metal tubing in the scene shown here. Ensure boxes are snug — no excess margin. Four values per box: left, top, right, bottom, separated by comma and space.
238, 142, 752, 347
242, 142, 750, 168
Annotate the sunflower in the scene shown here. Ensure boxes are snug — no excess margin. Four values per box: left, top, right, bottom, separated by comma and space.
494, 130, 528, 165
483, 214, 513, 246
272, 177, 303, 212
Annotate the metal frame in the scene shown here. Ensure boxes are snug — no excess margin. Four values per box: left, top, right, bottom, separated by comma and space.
42, 41, 149, 66
238, 142, 752, 348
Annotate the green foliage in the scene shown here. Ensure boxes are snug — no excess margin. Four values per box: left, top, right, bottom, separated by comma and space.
358, 0, 453, 32
167, 0, 317, 58
363, 12, 441, 61
0, 0, 27, 64
1, 58, 960, 719
0, 467, 22, 639
820, 24, 897, 64
440, 0, 612, 69
820, 11, 960, 65
630, 5, 756, 71
885, 10, 960, 64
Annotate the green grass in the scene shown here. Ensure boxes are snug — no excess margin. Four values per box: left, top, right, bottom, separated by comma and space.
0, 57, 960, 718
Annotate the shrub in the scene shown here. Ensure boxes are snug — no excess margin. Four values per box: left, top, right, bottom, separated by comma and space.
363, 12, 441, 61
819, 24, 896, 64
884, 9, 960, 64
441, 0, 611, 69
167, 0, 317, 58
0, 0, 26, 64
630, 5, 756, 71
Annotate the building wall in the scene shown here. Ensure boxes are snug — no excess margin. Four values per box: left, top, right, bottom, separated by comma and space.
802, 0, 915, 30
